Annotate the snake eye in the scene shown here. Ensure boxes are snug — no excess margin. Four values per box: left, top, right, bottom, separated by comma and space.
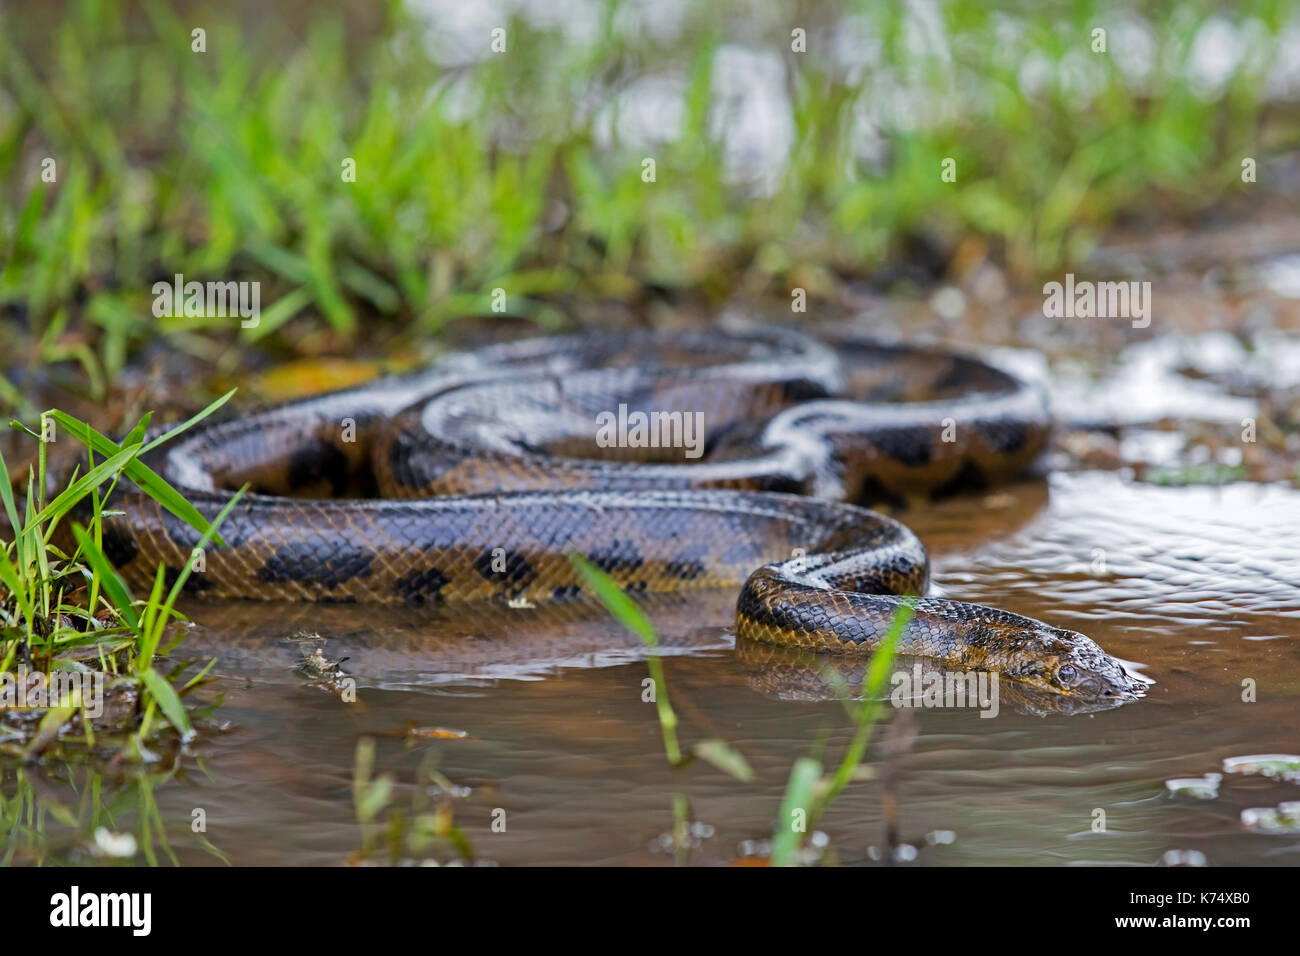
1057, 665, 1078, 686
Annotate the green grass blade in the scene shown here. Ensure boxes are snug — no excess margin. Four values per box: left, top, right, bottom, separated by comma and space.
70, 523, 138, 630
27, 443, 142, 529
0, 444, 22, 535
569, 553, 681, 763
771, 756, 822, 867
138, 389, 235, 455
138, 666, 194, 741
569, 552, 657, 646
0, 546, 34, 635
43, 411, 226, 547
153, 485, 245, 622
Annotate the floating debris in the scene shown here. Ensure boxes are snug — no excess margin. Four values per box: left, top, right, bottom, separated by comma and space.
1165, 773, 1222, 799
426, 781, 472, 799
1241, 802, 1300, 834
892, 843, 919, 862
92, 827, 138, 859
297, 646, 350, 681
406, 726, 469, 741
1222, 754, 1300, 782
288, 638, 353, 696
733, 830, 829, 866
1161, 849, 1208, 866
649, 820, 716, 854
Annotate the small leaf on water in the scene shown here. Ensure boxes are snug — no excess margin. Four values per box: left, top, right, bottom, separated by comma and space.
692, 738, 754, 782
407, 726, 469, 740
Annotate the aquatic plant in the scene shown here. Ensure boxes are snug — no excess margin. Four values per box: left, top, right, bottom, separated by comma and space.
0, 396, 239, 757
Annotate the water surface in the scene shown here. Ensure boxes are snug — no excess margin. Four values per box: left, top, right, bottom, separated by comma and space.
134, 470, 1300, 865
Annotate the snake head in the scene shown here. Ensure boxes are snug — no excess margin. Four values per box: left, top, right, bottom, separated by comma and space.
1033, 628, 1144, 700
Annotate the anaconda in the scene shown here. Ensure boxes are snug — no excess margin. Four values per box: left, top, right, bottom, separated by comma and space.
86, 327, 1143, 701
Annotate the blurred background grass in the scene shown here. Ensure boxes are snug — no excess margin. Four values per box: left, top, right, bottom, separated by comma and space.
1, 0, 1297, 408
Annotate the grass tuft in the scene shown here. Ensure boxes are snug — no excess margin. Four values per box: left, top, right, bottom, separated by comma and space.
0, 399, 239, 760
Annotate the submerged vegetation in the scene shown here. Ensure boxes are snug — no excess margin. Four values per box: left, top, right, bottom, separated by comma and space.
349, 738, 476, 866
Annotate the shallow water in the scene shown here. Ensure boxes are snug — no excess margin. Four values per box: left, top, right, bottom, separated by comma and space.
100, 469, 1298, 866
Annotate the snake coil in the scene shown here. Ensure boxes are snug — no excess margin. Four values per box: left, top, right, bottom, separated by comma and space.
89, 327, 1142, 700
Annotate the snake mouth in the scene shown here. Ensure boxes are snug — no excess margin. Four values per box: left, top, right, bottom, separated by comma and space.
1076, 676, 1128, 700
1067, 666, 1146, 702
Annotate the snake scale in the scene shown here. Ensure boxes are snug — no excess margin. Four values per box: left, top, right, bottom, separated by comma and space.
90, 327, 1142, 700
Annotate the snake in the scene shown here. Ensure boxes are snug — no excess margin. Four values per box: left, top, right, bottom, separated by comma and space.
86, 327, 1143, 701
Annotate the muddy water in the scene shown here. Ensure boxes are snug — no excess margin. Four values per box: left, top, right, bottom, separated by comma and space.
118, 470, 1297, 866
